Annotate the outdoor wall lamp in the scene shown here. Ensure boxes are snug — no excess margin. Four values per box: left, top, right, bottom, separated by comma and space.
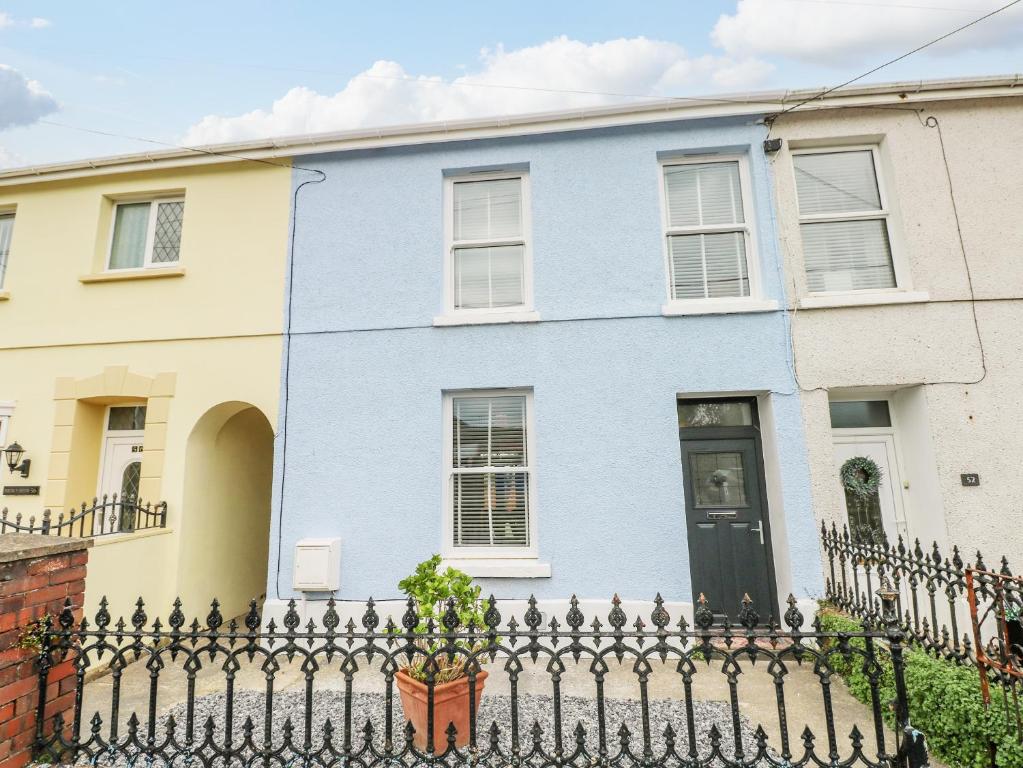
3, 442, 31, 478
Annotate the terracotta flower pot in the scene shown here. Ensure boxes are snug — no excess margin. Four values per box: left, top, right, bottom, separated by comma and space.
395, 668, 488, 751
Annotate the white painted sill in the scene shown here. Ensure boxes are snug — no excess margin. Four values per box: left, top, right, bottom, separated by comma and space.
433, 310, 540, 327
80, 267, 186, 284
441, 558, 551, 578
798, 290, 929, 309
661, 298, 779, 316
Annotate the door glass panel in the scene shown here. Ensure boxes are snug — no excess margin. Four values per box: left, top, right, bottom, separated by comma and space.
829, 400, 891, 429
108, 406, 147, 431
688, 451, 749, 508
678, 400, 752, 428
119, 461, 141, 532
845, 486, 886, 545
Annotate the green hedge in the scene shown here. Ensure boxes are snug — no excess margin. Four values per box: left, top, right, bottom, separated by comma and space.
817, 608, 1023, 768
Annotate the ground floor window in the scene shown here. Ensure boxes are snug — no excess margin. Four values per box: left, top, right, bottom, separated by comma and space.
446, 390, 533, 554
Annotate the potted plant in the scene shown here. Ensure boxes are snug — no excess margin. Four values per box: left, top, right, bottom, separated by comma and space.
394, 555, 489, 751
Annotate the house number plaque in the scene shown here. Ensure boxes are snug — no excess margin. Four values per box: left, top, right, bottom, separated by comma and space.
3, 486, 41, 496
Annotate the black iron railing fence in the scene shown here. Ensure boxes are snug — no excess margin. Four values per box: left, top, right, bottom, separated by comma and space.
34, 589, 928, 768
0, 495, 167, 538
821, 522, 1021, 750
821, 521, 1018, 665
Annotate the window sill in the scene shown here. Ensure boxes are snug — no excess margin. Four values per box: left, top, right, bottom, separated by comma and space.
0, 290, 9, 302
441, 558, 551, 578
433, 310, 540, 327
662, 298, 779, 316
798, 290, 929, 309
79, 267, 186, 284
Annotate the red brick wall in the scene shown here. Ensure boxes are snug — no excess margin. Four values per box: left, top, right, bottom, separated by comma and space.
0, 538, 90, 768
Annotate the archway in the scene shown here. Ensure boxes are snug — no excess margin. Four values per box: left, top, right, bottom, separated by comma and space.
179, 402, 274, 620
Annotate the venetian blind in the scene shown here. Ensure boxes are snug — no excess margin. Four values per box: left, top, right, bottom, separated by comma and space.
664, 162, 750, 299
793, 151, 896, 292
452, 178, 525, 309
451, 395, 529, 548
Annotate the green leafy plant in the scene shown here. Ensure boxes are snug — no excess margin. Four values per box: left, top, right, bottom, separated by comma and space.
15, 615, 52, 653
397, 555, 488, 684
818, 606, 1023, 768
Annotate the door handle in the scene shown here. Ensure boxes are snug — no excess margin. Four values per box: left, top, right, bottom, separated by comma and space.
750, 523, 764, 546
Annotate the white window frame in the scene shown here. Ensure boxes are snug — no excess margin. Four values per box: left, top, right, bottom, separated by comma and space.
791, 145, 911, 297
0, 212, 14, 290
106, 197, 185, 271
659, 154, 775, 316
440, 172, 535, 321
441, 388, 538, 561
0, 401, 14, 447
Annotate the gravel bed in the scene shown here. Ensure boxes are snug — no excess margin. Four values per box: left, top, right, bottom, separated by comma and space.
72, 689, 774, 763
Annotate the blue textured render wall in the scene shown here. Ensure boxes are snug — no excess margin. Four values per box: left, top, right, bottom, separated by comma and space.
269, 116, 824, 608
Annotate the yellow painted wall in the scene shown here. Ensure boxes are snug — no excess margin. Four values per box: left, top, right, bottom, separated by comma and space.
0, 159, 291, 620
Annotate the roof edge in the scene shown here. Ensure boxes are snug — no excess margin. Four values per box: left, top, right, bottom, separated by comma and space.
1, 73, 1020, 186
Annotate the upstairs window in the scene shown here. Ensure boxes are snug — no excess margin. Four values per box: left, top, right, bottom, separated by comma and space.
793, 148, 897, 293
108, 199, 185, 270
0, 401, 12, 446
662, 158, 755, 301
447, 391, 534, 554
0, 214, 14, 288
446, 174, 530, 313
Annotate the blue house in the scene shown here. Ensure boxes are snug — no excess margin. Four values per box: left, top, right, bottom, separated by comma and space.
266, 102, 822, 624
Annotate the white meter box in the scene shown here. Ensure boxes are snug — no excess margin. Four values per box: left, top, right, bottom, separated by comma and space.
293, 538, 341, 591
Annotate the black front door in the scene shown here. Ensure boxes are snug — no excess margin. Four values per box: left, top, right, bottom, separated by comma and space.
678, 401, 777, 621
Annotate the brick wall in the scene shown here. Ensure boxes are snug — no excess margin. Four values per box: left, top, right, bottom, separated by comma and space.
0, 534, 91, 768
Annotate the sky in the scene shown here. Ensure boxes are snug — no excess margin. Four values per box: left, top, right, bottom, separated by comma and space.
0, 0, 1021, 168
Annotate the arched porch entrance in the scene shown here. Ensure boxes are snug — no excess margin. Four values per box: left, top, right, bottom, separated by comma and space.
179, 402, 274, 620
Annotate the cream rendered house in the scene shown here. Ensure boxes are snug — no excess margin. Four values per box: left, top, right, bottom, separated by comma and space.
0, 154, 292, 619
767, 76, 1023, 560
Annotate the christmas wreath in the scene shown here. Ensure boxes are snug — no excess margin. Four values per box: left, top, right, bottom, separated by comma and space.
840, 456, 883, 498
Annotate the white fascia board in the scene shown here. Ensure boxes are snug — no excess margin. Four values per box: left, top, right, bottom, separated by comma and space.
1, 75, 1020, 187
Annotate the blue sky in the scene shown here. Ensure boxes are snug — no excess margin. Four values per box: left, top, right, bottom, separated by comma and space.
0, 1, 1020, 167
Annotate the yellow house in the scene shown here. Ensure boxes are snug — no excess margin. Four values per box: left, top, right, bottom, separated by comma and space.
0, 153, 292, 621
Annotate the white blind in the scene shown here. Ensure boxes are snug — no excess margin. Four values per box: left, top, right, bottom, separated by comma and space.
664, 162, 744, 228
794, 150, 896, 292
453, 178, 522, 240
802, 219, 895, 292
663, 162, 750, 300
451, 395, 529, 548
454, 245, 524, 309
793, 151, 881, 215
670, 233, 749, 299
109, 203, 150, 269
0, 214, 13, 288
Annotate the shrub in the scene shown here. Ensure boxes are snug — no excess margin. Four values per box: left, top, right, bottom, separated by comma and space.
397, 555, 487, 684
817, 607, 1023, 768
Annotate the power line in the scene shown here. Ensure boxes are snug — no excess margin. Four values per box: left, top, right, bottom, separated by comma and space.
772, 0, 1023, 118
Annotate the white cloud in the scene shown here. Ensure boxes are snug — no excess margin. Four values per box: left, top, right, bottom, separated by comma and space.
29, 17, 51, 29
0, 65, 58, 130
0, 145, 23, 168
0, 13, 12, 28
183, 36, 772, 145
713, 0, 1023, 66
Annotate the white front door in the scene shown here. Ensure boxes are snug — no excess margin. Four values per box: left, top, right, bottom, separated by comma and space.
97, 433, 144, 533
832, 436, 906, 544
